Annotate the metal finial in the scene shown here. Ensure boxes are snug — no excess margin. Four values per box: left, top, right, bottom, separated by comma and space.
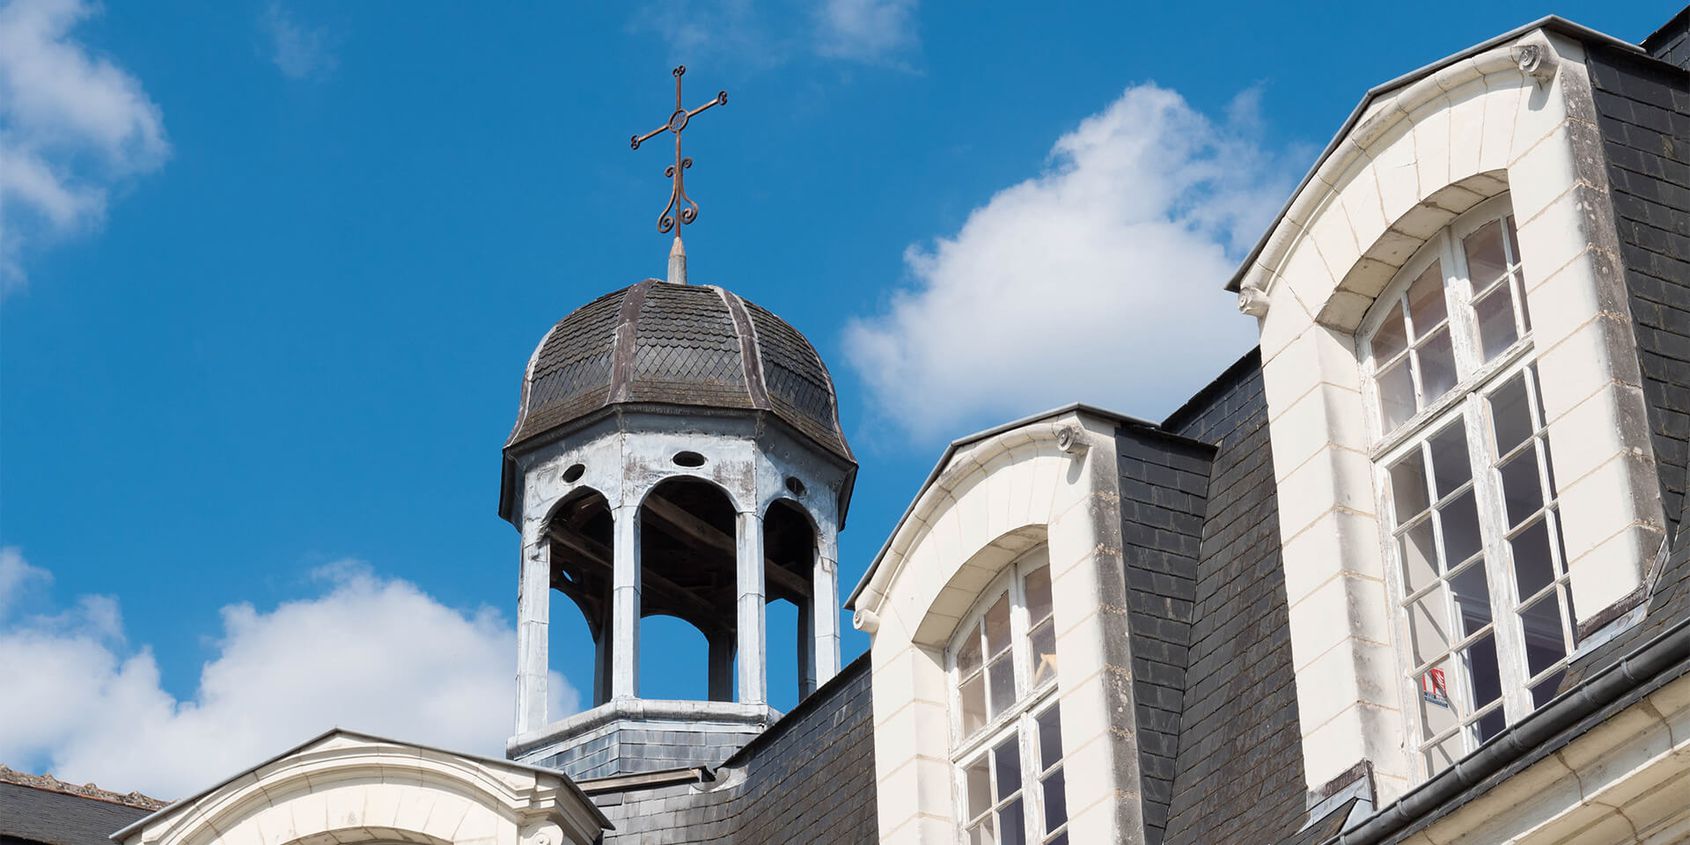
630, 66, 728, 236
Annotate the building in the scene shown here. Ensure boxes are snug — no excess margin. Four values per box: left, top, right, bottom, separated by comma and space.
4, 10, 1687, 845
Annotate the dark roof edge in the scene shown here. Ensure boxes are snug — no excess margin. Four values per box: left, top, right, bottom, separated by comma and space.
845, 401, 1189, 610
1225, 15, 1646, 294
1642, 6, 1689, 55
1162, 346, 1264, 432
108, 727, 613, 842
1330, 613, 1690, 845
718, 650, 873, 769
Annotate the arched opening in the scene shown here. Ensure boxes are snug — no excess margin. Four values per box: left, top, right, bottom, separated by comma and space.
544, 487, 615, 707
638, 476, 740, 702
765, 499, 818, 705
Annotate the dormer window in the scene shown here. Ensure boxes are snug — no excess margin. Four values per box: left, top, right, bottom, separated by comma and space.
949, 549, 1068, 844
1361, 196, 1578, 778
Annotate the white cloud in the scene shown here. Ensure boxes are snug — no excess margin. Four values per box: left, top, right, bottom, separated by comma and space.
0, 547, 52, 618
814, 0, 916, 64
0, 549, 578, 799
0, 0, 168, 290
261, 2, 337, 80
844, 83, 1293, 440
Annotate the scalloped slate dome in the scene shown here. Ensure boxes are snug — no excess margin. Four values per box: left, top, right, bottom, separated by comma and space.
506, 279, 853, 463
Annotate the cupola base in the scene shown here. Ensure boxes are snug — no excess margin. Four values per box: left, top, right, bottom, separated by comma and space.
507, 699, 779, 780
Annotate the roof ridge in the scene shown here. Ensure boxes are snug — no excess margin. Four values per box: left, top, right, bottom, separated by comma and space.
0, 764, 168, 810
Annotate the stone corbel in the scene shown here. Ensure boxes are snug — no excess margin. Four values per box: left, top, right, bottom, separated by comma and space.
1511, 32, 1559, 85
1238, 278, 1271, 318
852, 607, 880, 633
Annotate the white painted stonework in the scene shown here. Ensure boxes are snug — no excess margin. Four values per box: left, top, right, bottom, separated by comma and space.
112, 730, 608, 845
850, 409, 1142, 844
1239, 27, 1668, 801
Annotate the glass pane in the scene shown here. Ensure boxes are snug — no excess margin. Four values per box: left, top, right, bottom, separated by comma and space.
1390, 451, 1431, 523
1448, 561, 1492, 637
967, 818, 996, 845
1474, 283, 1519, 361
1506, 216, 1525, 285
987, 652, 1017, 718
961, 673, 988, 737
1407, 261, 1449, 335
958, 626, 984, 676
1408, 588, 1452, 666
1439, 490, 1482, 565
1499, 451, 1544, 527
1378, 358, 1417, 432
1418, 658, 1460, 739
993, 736, 1022, 802
1490, 375, 1533, 456
966, 756, 993, 820
1024, 566, 1053, 626
1042, 768, 1067, 833
1400, 518, 1439, 594
1464, 633, 1502, 710
1477, 706, 1507, 743
1463, 219, 1508, 287
1423, 730, 1463, 776
1029, 619, 1057, 687
1037, 707, 1063, 771
1372, 302, 1408, 363
985, 593, 1012, 656
1541, 439, 1558, 496
1510, 518, 1556, 600
1531, 669, 1565, 709
1416, 329, 1458, 405
1521, 594, 1568, 676
998, 800, 1026, 845
1428, 421, 1472, 499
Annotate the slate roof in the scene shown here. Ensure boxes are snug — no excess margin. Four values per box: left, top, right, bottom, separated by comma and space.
0, 770, 159, 845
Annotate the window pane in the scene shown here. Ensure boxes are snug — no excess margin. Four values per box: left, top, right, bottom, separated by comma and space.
1464, 633, 1502, 710
1474, 283, 1519, 361
967, 818, 996, 845
985, 593, 1012, 656
1417, 658, 1460, 741
987, 653, 1016, 718
1490, 375, 1533, 456
1372, 302, 1408, 362
1428, 421, 1471, 499
1037, 707, 1063, 771
1024, 566, 1054, 626
998, 800, 1026, 845
958, 627, 984, 676
1400, 518, 1439, 594
1521, 594, 1567, 676
1424, 730, 1463, 776
1498, 451, 1544, 527
961, 673, 988, 737
1407, 262, 1448, 335
1477, 706, 1507, 743
1390, 451, 1431, 523
1447, 561, 1492, 638
1510, 518, 1556, 600
1378, 358, 1417, 432
1439, 490, 1482, 565
993, 736, 1022, 802
1463, 219, 1508, 287
1408, 589, 1452, 666
1041, 768, 1067, 833
1506, 216, 1526, 289
1416, 329, 1458, 405
1531, 669, 1565, 709
1029, 619, 1057, 687
965, 756, 993, 820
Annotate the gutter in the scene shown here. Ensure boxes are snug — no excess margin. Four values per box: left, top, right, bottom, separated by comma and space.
1330, 613, 1690, 845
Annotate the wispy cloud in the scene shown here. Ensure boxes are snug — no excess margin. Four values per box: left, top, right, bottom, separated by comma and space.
0, 0, 169, 292
631, 0, 918, 68
0, 548, 579, 798
844, 83, 1296, 440
261, 1, 337, 81
814, 0, 917, 65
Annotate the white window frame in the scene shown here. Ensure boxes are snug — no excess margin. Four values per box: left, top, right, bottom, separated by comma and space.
946, 548, 1066, 844
1359, 194, 1578, 780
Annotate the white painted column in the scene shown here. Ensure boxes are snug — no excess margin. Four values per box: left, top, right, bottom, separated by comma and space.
812, 536, 841, 687
515, 539, 551, 733
736, 510, 767, 706
611, 504, 641, 700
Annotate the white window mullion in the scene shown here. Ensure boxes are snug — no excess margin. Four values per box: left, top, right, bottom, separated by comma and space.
1464, 389, 1532, 724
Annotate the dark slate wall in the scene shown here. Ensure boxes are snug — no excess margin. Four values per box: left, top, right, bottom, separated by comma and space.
1158, 351, 1308, 845
1643, 7, 1688, 70
1588, 45, 1690, 544
591, 654, 876, 843
1115, 427, 1214, 844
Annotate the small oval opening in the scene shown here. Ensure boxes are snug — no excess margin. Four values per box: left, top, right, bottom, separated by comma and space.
673, 451, 707, 468
784, 476, 807, 497
561, 464, 585, 483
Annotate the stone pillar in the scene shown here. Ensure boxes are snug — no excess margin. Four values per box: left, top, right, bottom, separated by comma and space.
515, 539, 550, 734
708, 632, 735, 702
813, 535, 841, 687
797, 599, 816, 698
736, 510, 767, 706
612, 504, 641, 700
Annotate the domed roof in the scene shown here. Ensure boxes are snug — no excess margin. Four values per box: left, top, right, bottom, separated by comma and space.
506, 279, 853, 463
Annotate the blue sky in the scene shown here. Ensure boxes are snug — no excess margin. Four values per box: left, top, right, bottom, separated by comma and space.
0, 0, 1673, 795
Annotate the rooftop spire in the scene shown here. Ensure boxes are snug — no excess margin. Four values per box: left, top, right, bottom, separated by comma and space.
630, 66, 728, 283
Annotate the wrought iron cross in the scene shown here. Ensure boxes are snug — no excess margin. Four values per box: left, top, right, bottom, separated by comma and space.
631, 66, 728, 235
